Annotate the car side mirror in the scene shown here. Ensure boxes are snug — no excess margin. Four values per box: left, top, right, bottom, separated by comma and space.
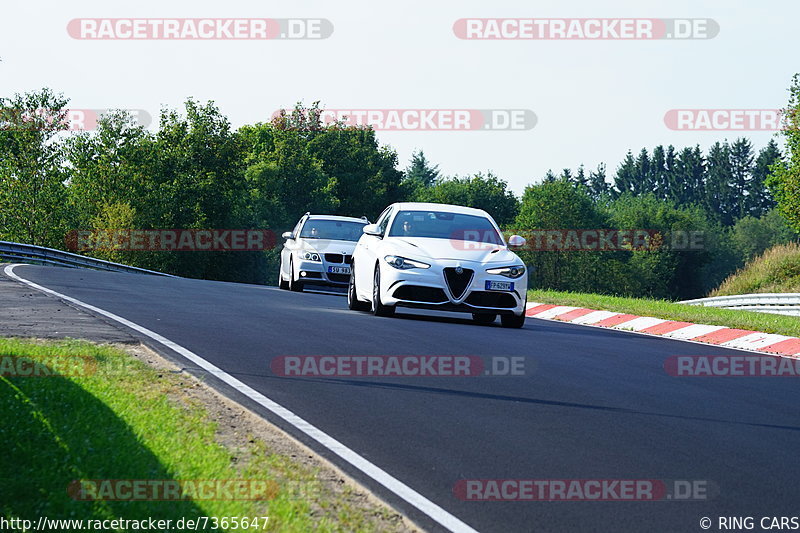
507, 235, 526, 249
282, 231, 294, 240
363, 224, 382, 237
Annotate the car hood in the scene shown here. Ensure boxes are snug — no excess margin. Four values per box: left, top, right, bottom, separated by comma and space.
387, 237, 521, 264
300, 239, 358, 253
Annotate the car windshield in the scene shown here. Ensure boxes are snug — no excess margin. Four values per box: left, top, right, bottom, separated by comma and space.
300, 219, 366, 241
387, 210, 503, 244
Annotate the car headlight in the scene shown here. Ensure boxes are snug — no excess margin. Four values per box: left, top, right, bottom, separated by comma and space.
384, 255, 431, 270
486, 265, 525, 279
298, 251, 321, 262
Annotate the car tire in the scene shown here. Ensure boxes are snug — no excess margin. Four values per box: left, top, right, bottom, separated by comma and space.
472, 313, 497, 325
501, 313, 526, 328
348, 264, 371, 311
372, 266, 395, 317
289, 259, 304, 292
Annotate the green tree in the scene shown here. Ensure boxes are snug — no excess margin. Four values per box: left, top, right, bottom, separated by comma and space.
416, 172, 519, 226
587, 163, 609, 199
404, 149, 440, 187
0, 88, 70, 246
767, 75, 800, 233
731, 208, 798, 263
748, 140, 782, 217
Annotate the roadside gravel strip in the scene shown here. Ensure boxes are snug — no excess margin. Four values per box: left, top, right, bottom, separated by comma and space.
0, 265, 422, 533
526, 302, 800, 358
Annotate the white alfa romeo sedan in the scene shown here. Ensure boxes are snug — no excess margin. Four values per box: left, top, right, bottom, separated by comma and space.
348, 202, 528, 327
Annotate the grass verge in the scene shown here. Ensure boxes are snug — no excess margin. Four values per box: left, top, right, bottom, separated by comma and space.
527, 289, 800, 338
0, 338, 413, 532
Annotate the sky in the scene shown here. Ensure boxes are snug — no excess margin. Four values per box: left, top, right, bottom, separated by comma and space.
1, 0, 797, 195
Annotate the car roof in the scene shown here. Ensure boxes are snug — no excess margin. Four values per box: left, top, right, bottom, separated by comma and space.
304, 214, 368, 223
388, 202, 491, 218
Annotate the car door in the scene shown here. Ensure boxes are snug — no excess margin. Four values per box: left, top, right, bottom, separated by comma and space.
355, 206, 392, 292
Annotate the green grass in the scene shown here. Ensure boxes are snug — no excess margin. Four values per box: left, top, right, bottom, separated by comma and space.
527, 289, 800, 338
0, 338, 403, 532
712, 242, 800, 296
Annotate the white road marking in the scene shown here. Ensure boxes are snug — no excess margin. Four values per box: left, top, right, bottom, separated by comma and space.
611, 316, 668, 332
3, 264, 480, 533
569, 310, 619, 325
721, 332, 795, 351
661, 324, 727, 340
533, 305, 580, 319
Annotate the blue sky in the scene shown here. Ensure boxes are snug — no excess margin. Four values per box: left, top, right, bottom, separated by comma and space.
1, 0, 797, 194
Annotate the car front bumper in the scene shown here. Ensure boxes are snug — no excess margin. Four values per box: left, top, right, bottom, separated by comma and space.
378, 260, 527, 316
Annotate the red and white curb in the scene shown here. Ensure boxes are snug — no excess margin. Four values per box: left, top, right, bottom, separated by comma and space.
525, 303, 800, 358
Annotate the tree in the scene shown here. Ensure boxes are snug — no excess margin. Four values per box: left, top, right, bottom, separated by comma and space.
705, 141, 735, 225
766, 77, 800, 233
669, 146, 705, 207
404, 149, 440, 187
613, 151, 637, 197
0, 88, 70, 246
728, 137, 755, 220
416, 172, 519, 226
748, 139, 782, 217
587, 163, 609, 199
515, 180, 616, 293
731, 209, 798, 263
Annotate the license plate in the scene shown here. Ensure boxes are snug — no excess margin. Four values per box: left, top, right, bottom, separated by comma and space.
485, 280, 514, 291
328, 265, 351, 275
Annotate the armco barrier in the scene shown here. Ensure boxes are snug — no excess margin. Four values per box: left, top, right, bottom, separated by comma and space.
680, 294, 800, 316
0, 241, 174, 277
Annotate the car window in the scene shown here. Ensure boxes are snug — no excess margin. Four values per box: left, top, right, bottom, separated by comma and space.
299, 219, 367, 241
292, 218, 304, 239
387, 210, 502, 244
378, 209, 393, 235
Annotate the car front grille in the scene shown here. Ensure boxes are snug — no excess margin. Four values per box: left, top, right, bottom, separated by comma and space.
393, 285, 449, 303
324, 254, 352, 264
443, 267, 474, 300
465, 291, 517, 308
327, 273, 350, 283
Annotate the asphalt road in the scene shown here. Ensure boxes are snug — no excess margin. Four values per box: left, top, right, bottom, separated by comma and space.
8, 265, 800, 533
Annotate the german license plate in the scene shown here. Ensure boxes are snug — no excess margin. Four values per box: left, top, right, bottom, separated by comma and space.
485, 280, 514, 291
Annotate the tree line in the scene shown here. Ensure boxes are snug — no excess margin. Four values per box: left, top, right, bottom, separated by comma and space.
1, 80, 799, 299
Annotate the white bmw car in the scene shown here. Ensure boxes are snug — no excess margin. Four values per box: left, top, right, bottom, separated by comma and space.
348, 202, 528, 327
279, 213, 369, 292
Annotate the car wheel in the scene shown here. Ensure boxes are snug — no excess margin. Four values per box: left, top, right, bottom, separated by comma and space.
278, 263, 289, 290
472, 313, 497, 325
348, 264, 370, 311
372, 266, 395, 317
501, 313, 526, 328
289, 258, 304, 292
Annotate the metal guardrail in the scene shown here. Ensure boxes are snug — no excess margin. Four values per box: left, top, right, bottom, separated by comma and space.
680, 293, 800, 316
0, 240, 176, 277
